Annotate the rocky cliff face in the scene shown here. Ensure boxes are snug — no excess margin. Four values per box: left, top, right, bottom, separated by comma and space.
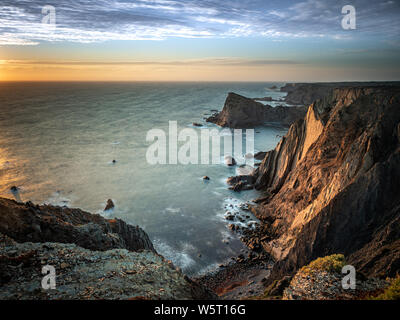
206, 92, 306, 128
0, 198, 215, 299
0, 197, 154, 252
251, 86, 400, 281
0, 233, 214, 300
281, 82, 400, 106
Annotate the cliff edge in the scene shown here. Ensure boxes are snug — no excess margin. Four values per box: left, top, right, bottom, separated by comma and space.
251, 86, 400, 282
0, 198, 214, 299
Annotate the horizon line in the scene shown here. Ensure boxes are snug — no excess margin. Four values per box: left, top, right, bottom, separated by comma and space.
1, 80, 400, 83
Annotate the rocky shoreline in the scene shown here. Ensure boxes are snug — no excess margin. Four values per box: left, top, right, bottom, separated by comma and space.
0, 198, 215, 300
199, 83, 400, 300
2, 82, 400, 300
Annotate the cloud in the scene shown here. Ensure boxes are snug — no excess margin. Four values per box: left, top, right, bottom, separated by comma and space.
0, 0, 399, 45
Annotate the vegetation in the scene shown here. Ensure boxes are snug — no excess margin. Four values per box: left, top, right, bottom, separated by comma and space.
369, 277, 400, 300
299, 254, 346, 275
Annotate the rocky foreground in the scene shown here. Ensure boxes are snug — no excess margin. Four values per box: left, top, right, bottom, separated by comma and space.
0, 198, 214, 300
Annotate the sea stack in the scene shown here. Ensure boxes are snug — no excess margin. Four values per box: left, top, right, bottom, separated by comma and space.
104, 199, 115, 211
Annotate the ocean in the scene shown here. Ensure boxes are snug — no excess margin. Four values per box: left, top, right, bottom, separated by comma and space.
0, 82, 288, 275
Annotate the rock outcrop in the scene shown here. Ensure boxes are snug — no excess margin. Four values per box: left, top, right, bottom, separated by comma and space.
251, 86, 400, 282
104, 199, 115, 211
0, 199, 215, 299
282, 254, 390, 300
0, 197, 154, 253
281, 82, 400, 106
0, 233, 214, 300
206, 92, 306, 128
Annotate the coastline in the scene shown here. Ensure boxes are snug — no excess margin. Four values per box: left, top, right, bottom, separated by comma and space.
1, 82, 400, 300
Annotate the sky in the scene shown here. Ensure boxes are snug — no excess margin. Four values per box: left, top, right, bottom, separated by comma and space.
0, 0, 399, 81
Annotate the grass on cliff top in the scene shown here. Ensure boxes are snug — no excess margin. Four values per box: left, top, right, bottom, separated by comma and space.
300, 254, 346, 275
369, 277, 400, 300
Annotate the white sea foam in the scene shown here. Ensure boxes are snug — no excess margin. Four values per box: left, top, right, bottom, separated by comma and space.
153, 239, 196, 272
44, 191, 71, 207
165, 207, 181, 214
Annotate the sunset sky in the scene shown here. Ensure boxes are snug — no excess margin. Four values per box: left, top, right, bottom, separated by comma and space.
1, 0, 400, 81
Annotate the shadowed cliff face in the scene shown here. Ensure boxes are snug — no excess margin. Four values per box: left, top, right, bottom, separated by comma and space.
281, 82, 400, 106
252, 86, 400, 280
0, 198, 155, 253
206, 92, 307, 128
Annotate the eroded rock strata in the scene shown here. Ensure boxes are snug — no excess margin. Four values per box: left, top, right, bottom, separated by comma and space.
0, 198, 154, 252
206, 92, 307, 128
0, 198, 215, 299
250, 86, 400, 282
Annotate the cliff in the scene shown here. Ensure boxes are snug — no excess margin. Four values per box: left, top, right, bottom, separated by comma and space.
206, 92, 307, 128
0, 197, 154, 252
0, 198, 214, 299
251, 86, 400, 281
281, 82, 400, 105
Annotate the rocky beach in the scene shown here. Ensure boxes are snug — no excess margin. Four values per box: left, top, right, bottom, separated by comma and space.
1, 82, 400, 300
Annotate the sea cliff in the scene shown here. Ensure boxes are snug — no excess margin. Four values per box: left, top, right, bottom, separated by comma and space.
206, 92, 307, 128
0, 198, 214, 300
251, 86, 400, 282
199, 84, 400, 299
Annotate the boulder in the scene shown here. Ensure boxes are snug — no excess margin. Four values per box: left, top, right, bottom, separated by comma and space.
224, 155, 237, 166
104, 199, 114, 211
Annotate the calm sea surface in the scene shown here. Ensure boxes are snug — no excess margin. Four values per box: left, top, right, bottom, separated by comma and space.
0, 82, 288, 275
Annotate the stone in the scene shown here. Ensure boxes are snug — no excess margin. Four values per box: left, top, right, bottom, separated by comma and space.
224, 155, 236, 166
228, 224, 236, 231
104, 199, 114, 211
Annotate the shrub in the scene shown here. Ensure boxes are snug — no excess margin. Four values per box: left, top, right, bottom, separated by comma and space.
300, 254, 346, 275
370, 277, 400, 300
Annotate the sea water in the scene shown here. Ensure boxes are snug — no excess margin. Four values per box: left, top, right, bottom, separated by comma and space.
0, 82, 288, 275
